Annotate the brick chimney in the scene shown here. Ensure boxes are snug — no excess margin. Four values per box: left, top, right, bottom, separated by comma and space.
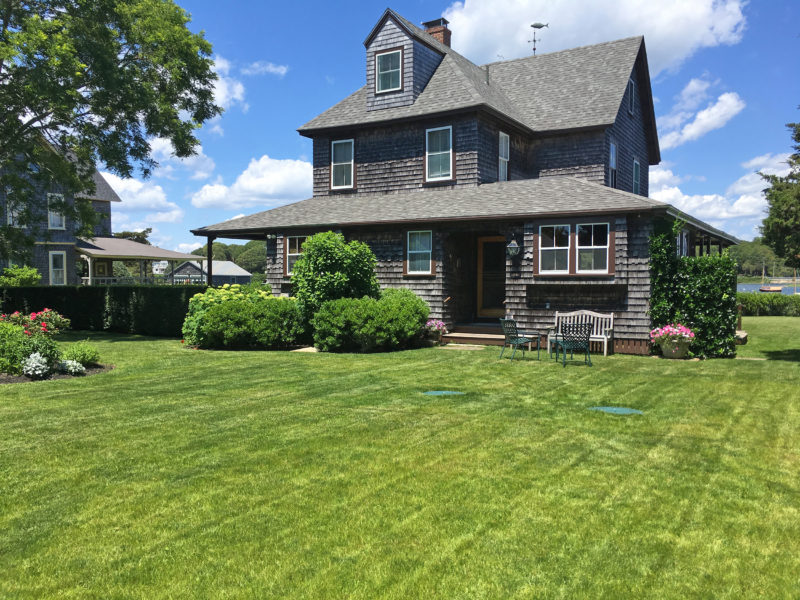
422, 17, 451, 48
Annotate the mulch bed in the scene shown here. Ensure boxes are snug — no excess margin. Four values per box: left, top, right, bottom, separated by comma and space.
0, 364, 114, 385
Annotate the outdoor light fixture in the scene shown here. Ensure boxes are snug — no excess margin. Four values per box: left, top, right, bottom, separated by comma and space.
506, 238, 521, 257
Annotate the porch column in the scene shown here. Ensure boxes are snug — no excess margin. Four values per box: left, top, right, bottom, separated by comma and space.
87, 256, 93, 286
206, 235, 216, 286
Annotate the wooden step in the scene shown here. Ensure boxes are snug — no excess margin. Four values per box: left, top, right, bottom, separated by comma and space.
442, 332, 505, 346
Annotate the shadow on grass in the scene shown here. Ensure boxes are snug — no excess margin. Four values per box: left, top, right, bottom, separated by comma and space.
56, 330, 176, 343
763, 349, 800, 362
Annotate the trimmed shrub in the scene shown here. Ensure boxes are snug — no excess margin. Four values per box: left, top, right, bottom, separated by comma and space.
0, 266, 41, 287
312, 297, 377, 353
195, 297, 301, 349
737, 292, 800, 316
63, 340, 101, 366
0, 322, 28, 375
182, 283, 273, 346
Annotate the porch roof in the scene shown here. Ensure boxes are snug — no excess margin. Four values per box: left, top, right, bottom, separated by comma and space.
190, 177, 738, 245
75, 237, 199, 261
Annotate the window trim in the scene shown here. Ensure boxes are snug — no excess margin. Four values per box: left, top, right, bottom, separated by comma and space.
539, 224, 571, 275
47, 193, 66, 230
425, 126, 453, 183
628, 78, 635, 114
576, 222, 610, 274
284, 235, 309, 277
405, 230, 433, 276
608, 141, 617, 189
48, 250, 67, 286
375, 48, 403, 94
498, 131, 510, 182
330, 139, 355, 190
633, 158, 641, 195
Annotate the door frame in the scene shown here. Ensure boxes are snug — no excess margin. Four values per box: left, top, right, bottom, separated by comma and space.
476, 235, 506, 318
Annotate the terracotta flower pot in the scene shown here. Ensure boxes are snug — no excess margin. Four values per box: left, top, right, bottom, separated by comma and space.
660, 339, 690, 359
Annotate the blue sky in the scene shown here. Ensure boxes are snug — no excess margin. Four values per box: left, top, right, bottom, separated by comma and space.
104, 0, 800, 251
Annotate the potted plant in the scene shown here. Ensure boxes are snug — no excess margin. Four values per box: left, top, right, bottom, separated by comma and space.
425, 319, 447, 345
650, 323, 695, 359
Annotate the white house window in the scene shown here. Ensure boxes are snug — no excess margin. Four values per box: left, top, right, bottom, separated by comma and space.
407, 230, 432, 274
577, 223, 609, 273
498, 131, 509, 181
286, 236, 308, 275
49, 251, 66, 285
375, 50, 402, 93
539, 225, 570, 273
6, 188, 21, 227
633, 158, 641, 195
331, 139, 354, 189
609, 142, 617, 188
426, 126, 452, 181
47, 193, 65, 230
628, 78, 635, 114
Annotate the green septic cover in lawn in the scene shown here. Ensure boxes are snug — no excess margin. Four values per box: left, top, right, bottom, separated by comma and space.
423, 391, 465, 396
590, 406, 644, 415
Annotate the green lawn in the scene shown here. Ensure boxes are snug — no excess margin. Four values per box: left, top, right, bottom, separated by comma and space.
1, 318, 799, 598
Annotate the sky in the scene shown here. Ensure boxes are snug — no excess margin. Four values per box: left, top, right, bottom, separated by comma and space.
103, 0, 800, 252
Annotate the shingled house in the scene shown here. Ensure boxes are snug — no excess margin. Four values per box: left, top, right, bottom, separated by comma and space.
192, 9, 737, 354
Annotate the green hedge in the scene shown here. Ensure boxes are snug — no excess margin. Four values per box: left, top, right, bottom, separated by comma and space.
0, 285, 206, 336
194, 297, 302, 349
737, 292, 800, 316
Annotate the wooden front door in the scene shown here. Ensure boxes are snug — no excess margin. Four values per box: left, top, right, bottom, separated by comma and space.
477, 236, 506, 318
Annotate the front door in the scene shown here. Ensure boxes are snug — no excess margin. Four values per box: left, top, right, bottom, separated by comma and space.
477, 236, 506, 318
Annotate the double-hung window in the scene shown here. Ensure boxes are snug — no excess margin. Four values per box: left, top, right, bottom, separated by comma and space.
426, 126, 452, 181
633, 158, 641, 195
286, 236, 308, 275
331, 139, 354, 189
49, 251, 66, 285
5, 188, 21, 227
577, 223, 609, 273
375, 50, 401, 93
47, 193, 65, 230
539, 225, 570, 273
609, 142, 617, 188
498, 132, 510, 181
407, 230, 432, 274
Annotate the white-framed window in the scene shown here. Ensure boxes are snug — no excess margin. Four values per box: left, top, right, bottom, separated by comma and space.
286, 235, 308, 275
628, 78, 635, 114
47, 193, 65, 230
609, 142, 617, 188
407, 230, 433, 274
676, 230, 690, 257
331, 139, 354, 189
375, 49, 402, 93
539, 225, 570, 273
5, 188, 21, 227
49, 251, 66, 285
498, 131, 509, 182
426, 126, 452, 181
577, 223, 610, 273
633, 158, 641, 195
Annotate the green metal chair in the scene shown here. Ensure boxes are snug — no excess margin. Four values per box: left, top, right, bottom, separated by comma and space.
552, 322, 592, 367
499, 318, 540, 361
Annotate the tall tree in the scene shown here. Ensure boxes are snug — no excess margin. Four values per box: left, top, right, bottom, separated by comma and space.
761, 117, 800, 269
0, 0, 221, 262
113, 228, 153, 246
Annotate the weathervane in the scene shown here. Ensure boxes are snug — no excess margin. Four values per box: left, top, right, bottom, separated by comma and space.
529, 22, 548, 55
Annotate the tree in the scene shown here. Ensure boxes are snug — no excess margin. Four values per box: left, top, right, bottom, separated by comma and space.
761, 118, 800, 269
192, 242, 234, 262
235, 244, 267, 274
0, 0, 221, 262
113, 228, 152, 245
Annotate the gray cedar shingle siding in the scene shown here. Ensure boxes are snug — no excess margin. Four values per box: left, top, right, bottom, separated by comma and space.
366, 19, 416, 111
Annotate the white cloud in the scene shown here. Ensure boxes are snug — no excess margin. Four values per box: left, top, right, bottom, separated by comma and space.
660, 91, 745, 150
176, 242, 203, 253
191, 155, 312, 210
102, 172, 184, 224
231, 213, 246, 220
241, 61, 289, 77
213, 55, 246, 111
443, 0, 746, 76
150, 137, 216, 180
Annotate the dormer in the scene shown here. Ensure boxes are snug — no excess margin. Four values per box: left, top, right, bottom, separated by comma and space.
364, 10, 446, 112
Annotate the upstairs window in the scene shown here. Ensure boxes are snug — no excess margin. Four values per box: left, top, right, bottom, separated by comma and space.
407, 230, 433, 274
375, 50, 402, 93
609, 142, 617, 189
539, 225, 570, 273
498, 132, 510, 181
633, 158, 641, 195
426, 126, 452, 181
331, 140, 354, 189
286, 235, 308, 275
628, 78, 635, 114
577, 223, 609, 273
47, 193, 65, 230
5, 187, 21, 227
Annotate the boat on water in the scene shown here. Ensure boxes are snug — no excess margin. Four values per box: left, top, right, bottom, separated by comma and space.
759, 285, 783, 293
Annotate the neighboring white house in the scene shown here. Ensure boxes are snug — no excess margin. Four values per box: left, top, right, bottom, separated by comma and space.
165, 260, 252, 285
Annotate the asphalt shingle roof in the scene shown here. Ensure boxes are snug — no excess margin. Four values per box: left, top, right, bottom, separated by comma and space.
172, 260, 252, 277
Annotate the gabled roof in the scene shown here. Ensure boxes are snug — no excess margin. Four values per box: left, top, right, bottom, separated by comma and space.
80, 171, 122, 203
76, 237, 198, 261
170, 260, 251, 277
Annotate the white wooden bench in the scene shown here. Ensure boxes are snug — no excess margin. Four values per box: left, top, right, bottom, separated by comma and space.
547, 310, 615, 356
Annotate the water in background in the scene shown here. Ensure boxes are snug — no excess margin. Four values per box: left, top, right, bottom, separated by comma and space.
738, 284, 800, 295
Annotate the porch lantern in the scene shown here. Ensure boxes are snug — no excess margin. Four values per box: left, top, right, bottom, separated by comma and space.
506, 238, 521, 258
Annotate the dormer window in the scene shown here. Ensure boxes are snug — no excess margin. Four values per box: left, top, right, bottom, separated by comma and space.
375, 49, 402, 93
426, 126, 452, 182
331, 139, 354, 189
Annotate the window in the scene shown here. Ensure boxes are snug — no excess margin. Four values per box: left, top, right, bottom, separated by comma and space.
628, 78, 635, 114
48, 193, 65, 230
633, 158, 641, 195
285, 236, 308, 275
608, 142, 617, 188
407, 230, 432, 274
426, 126, 452, 181
5, 188, 21, 227
49, 251, 66, 285
331, 139, 354, 189
577, 223, 609, 273
375, 49, 402, 93
676, 230, 690, 257
539, 225, 570, 273
498, 132, 509, 181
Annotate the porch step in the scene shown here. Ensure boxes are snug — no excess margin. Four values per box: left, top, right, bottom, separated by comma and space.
442, 332, 505, 346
